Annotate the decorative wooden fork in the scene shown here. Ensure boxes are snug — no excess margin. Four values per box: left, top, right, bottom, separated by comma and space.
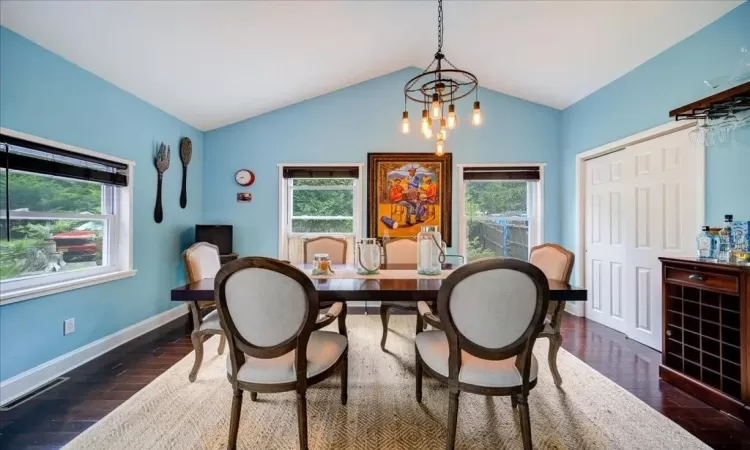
154, 143, 170, 223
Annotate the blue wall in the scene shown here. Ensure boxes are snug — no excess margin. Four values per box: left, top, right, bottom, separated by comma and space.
560, 3, 750, 278
203, 67, 561, 256
0, 27, 204, 380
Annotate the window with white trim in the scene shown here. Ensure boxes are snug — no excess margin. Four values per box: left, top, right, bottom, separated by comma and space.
0, 131, 133, 302
459, 165, 543, 262
279, 165, 362, 262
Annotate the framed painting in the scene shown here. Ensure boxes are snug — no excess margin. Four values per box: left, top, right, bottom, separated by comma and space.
367, 152, 452, 245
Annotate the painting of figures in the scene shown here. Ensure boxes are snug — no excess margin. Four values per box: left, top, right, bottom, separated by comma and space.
367, 152, 452, 245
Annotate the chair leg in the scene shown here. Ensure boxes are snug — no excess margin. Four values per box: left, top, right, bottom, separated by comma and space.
379, 305, 391, 351
250, 392, 258, 402
446, 389, 460, 450
227, 389, 243, 450
218, 335, 227, 355
416, 313, 423, 335
188, 331, 204, 382
415, 349, 423, 403
296, 392, 309, 450
341, 351, 348, 406
517, 394, 532, 450
548, 334, 563, 387
511, 395, 518, 409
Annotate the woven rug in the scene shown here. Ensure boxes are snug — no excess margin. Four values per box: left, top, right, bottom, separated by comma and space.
63, 316, 707, 450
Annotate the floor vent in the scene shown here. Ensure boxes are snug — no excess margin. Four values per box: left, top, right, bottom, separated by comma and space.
0, 377, 70, 411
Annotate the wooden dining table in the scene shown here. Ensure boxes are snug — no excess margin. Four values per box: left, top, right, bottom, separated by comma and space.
170, 263, 587, 305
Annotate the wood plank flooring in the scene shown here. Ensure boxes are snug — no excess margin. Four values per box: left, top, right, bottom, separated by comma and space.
1, 312, 749, 449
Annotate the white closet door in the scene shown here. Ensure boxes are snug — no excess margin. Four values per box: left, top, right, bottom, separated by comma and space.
585, 128, 699, 350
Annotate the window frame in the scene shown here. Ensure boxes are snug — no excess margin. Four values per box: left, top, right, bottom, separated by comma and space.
457, 163, 544, 261
0, 128, 135, 305
277, 163, 364, 259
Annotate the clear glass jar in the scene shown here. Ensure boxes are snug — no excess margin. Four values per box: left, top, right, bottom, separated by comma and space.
417, 225, 443, 275
356, 238, 382, 275
312, 253, 333, 275
696, 226, 714, 260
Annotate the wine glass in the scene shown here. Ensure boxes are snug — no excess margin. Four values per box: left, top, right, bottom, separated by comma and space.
688, 121, 708, 147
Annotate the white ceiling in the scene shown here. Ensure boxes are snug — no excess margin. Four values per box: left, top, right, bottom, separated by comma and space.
0, 1, 741, 131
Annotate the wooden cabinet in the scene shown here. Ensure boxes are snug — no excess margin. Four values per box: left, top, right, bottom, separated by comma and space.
659, 257, 749, 423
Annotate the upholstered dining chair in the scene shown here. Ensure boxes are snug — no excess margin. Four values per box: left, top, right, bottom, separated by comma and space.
303, 236, 347, 264
215, 257, 348, 450
379, 237, 419, 350
414, 258, 550, 450
529, 243, 575, 387
183, 242, 226, 382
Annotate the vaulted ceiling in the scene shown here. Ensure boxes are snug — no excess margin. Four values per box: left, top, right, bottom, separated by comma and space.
0, 1, 741, 131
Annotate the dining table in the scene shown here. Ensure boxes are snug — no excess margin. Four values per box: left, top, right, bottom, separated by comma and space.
170, 262, 588, 306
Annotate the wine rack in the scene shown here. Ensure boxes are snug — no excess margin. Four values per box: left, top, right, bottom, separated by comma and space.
659, 257, 749, 423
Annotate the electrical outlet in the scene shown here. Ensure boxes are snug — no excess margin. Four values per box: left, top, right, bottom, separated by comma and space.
63, 318, 75, 335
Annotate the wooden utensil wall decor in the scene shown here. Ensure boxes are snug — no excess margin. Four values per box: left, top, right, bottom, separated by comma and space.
179, 137, 192, 208
154, 143, 170, 223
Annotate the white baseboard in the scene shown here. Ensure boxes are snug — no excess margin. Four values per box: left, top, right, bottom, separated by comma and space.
565, 301, 585, 317
0, 304, 188, 406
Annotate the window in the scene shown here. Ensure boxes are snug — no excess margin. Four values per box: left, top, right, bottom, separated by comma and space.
0, 130, 134, 303
279, 165, 362, 261
459, 165, 543, 262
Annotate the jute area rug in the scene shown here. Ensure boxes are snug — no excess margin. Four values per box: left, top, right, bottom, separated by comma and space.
63, 316, 707, 449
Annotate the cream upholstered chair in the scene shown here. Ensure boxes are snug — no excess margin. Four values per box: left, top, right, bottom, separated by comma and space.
414, 258, 549, 450
529, 243, 575, 387
303, 236, 347, 264
379, 237, 420, 350
215, 257, 348, 450
183, 242, 226, 382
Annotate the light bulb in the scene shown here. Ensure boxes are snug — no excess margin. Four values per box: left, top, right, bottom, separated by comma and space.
401, 111, 410, 134
431, 93, 441, 119
438, 118, 447, 141
447, 104, 457, 129
424, 123, 433, 139
472, 101, 483, 126
435, 138, 445, 156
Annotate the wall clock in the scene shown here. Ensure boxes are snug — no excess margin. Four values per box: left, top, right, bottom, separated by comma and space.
235, 169, 255, 186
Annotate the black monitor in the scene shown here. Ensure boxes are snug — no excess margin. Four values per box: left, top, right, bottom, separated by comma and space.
195, 225, 233, 255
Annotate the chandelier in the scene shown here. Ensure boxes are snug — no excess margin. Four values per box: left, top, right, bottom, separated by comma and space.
401, 0, 482, 155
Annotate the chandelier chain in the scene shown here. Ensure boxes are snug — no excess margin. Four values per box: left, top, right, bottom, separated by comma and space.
437, 0, 443, 52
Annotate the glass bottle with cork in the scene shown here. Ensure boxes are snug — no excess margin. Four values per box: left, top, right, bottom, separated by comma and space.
718, 215, 734, 262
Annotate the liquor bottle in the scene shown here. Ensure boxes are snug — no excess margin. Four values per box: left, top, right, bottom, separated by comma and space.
696, 226, 714, 259
718, 215, 734, 262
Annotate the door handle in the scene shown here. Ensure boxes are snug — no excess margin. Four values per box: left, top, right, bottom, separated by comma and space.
666, 330, 672, 337
688, 274, 706, 282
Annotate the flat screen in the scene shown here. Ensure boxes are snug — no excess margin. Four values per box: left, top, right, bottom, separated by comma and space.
195, 225, 233, 255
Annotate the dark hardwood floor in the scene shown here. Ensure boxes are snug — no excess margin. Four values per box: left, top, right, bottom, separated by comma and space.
1, 311, 749, 449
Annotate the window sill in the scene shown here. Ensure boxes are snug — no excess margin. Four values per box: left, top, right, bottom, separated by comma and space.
0, 269, 137, 306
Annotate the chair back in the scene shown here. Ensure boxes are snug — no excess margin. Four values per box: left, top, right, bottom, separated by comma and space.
215, 257, 318, 368
303, 236, 347, 265
437, 258, 549, 385
382, 237, 418, 264
529, 243, 574, 283
183, 242, 221, 283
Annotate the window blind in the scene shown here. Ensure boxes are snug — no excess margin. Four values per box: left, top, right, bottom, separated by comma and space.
0, 134, 128, 186
282, 166, 359, 179
462, 166, 540, 181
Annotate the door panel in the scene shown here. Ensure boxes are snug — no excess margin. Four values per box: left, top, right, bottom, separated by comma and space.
585, 128, 699, 350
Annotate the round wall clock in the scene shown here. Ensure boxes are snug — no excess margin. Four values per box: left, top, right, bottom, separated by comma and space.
235, 169, 255, 186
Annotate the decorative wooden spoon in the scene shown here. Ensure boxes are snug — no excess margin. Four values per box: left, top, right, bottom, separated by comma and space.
154, 143, 170, 223
179, 137, 192, 209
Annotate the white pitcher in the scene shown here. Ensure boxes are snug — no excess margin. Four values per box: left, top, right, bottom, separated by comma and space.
356, 238, 382, 275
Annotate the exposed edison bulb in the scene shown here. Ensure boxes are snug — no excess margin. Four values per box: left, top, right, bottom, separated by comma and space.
431, 93, 441, 119
472, 101, 483, 126
447, 104, 457, 130
401, 111, 410, 134
423, 119, 433, 139
420, 109, 429, 136
435, 138, 445, 156
438, 118, 448, 141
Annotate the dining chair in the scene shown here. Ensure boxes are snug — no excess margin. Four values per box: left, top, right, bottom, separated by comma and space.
183, 242, 226, 382
379, 237, 420, 350
215, 257, 348, 450
529, 243, 575, 387
414, 258, 550, 450
303, 236, 347, 264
